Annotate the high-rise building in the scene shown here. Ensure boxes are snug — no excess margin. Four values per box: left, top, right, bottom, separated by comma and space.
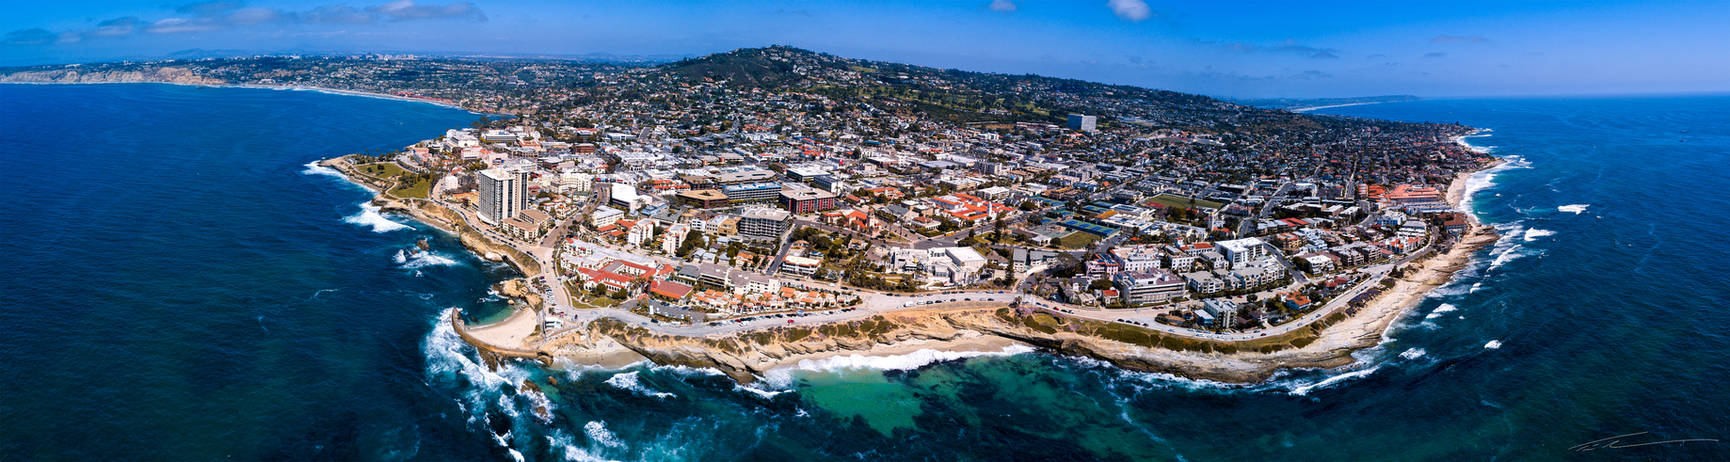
477, 168, 529, 225
1067, 113, 1098, 133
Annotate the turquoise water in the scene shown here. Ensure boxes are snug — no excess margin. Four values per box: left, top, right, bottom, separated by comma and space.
3, 85, 1728, 460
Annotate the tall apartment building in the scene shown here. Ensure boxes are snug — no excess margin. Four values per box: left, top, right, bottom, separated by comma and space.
737, 207, 792, 241
1112, 269, 1186, 306
477, 168, 529, 225
1067, 113, 1098, 133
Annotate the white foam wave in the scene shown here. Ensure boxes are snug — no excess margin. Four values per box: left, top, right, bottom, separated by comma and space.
734, 384, 790, 399
1489, 244, 1526, 269
1424, 303, 1458, 320
545, 431, 613, 462
1289, 366, 1380, 396
760, 344, 1036, 387
1522, 228, 1555, 242
423, 309, 537, 426
302, 160, 343, 177
345, 203, 410, 233
603, 371, 675, 399
583, 421, 625, 449
1557, 204, 1590, 214
396, 248, 461, 269
1460, 154, 1532, 214
1399, 348, 1427, 360
1483, 340, 1503, 350
1454, 131, 1497, 154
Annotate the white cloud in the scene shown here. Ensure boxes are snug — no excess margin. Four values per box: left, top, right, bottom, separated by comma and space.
147, 18, 220, 34
1108, 0, 1151, 21
989, 0, 1017, 12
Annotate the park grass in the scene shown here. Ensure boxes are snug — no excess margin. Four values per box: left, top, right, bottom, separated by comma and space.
1147, 194, 1223, 210
356, 162, 407, 179
390, 177, 432, 199
1056, 231, 1102, 249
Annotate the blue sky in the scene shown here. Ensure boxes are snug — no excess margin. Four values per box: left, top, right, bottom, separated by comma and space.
4, 0, 1728, 98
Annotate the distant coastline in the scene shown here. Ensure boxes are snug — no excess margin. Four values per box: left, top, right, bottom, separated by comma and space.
0, 78, 476, 112
1289, 101, 1386, 113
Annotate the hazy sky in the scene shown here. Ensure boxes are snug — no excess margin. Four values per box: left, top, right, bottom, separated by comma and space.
4, 0, 1728, 98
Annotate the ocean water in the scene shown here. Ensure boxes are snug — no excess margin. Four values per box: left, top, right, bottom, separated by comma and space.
4, 85, 1729, 460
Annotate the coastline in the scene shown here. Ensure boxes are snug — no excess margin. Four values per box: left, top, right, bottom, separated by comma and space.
436, 151, 1506, 385
0, 79, 476, 112
1289, 101, 1385, 113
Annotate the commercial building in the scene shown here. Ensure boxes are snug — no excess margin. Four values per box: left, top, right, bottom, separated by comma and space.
677, 189, 731, 209
477, 168, 529, 225
780, 187, 839, 213
723, 182, 782, 203
781, 255, 821, 276
737, 207, 792, 241
1112, 269, 1186, 306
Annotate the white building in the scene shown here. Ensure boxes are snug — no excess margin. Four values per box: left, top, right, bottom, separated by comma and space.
477, 168, 529, 226
662, 223, 690, 255
590, 205, 624, 228
627, 220, 655, 247
1215, 237, 1269, 269
781, 255, 821, 276
1113, 269, 1185, 305
890, 246, 988, 286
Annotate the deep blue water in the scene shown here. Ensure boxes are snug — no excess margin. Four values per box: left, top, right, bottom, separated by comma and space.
4, 85, 1728, 460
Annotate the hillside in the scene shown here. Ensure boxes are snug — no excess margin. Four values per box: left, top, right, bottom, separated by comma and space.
655, 46, 1431, 134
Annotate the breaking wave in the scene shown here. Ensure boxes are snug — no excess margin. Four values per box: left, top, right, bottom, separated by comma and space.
1557, 204, 1590, 214
583, 421, 624, 449
1460, 155, 1526, 214
760, 344, 1037, 388
1522, 228, 1555, 242
396, 248, 461, 269
345, 203, 410, 233
1288, 366, 1381, 396
603, 371, 676, 399
1424, 303, 1459, 320
301, 160, 343, 178
1483, 340, 1503, 350
1399, 348, 1427, 360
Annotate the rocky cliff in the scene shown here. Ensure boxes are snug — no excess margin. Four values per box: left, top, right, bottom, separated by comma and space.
543, 305, 1368, 384
1, 66, 224, 85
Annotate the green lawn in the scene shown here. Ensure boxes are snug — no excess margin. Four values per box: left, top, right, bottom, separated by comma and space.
390, 178, 431, 199
1146, 194, 1224, 210
1056, 231, 1102, 249
356, 162, 407, 179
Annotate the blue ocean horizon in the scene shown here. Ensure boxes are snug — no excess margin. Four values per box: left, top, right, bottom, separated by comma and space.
2, 83, 1726, 460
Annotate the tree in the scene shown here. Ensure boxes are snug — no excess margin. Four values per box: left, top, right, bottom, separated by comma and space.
1088, 278, 1114, 291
